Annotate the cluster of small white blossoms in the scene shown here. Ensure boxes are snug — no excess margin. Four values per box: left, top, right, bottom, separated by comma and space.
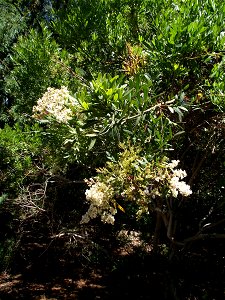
80, 181, 117, 225
81, 159, 192, 226
167, 160, 192, 197
33, 87, 78, 123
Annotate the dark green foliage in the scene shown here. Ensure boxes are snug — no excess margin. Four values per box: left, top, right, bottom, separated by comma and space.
0, 0, 26, 124
0, 123, 44, 196
51, 0, 142, 74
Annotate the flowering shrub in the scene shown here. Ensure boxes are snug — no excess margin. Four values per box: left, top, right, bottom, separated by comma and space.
81, 144, 192, 225
33, 86, 79, 123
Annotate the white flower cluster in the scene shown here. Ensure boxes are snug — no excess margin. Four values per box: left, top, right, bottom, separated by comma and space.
167, 159, 180, 169
80, 181, 117, 225
33, 87, 78, 123
167, 160, 192, 197
81, 159, 192, 226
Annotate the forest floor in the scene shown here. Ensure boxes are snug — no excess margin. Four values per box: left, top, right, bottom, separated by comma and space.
0, 224, 225, 299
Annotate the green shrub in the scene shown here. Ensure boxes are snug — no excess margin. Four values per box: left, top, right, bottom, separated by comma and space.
0, 123, 44, 196
5, 25, 78, 120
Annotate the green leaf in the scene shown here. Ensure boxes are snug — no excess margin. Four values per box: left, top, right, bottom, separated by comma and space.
88, 138, 96, 150
113, 93, 119, 101
173, 130, 185, 137
0, 194, 7, 206
86, 133, 98, 137
168, 106, 174, 113
173, 107, 184, 121
178, 106, 188, 112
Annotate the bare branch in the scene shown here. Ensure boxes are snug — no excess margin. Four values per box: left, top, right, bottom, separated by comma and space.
183, 233, 225, 244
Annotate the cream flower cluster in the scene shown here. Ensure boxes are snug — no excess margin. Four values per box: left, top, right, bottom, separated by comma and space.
33, 87, 78, 123
167, 160, 192, 197
80, 181, 117, 225
81, 159, 192, 225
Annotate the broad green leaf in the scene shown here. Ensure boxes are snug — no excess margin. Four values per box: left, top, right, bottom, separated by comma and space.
88, 138, 96, 150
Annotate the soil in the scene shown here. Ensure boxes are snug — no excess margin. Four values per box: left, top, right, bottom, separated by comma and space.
0, 226, 225, 299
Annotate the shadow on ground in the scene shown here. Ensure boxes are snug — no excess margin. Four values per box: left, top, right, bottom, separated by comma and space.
0, 227, 225, 299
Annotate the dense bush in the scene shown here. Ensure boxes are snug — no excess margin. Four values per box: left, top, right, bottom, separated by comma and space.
0, 0, 225, 273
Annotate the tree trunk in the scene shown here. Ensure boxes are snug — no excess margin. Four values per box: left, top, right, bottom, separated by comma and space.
153, 211, 163, 251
